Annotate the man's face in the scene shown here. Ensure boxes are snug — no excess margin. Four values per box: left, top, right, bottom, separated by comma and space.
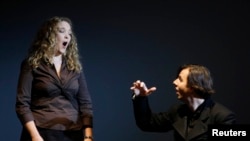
173, 68, 193, 100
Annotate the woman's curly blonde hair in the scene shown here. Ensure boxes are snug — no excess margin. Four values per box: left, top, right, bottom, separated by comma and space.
27, 16, 82, 72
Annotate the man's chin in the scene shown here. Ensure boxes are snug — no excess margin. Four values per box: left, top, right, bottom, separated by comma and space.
176, 95, 183, 100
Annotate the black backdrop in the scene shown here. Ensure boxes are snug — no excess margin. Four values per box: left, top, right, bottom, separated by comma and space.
0, 1, 249, 141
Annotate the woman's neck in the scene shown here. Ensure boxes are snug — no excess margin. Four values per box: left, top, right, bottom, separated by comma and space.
53, 55, 62, 63
53, 55, 62, 78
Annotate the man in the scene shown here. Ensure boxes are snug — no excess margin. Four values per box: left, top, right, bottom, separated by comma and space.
130, 64, 236, 141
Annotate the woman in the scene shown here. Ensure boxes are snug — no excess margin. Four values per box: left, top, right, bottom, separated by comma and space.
16, 16, 94, 141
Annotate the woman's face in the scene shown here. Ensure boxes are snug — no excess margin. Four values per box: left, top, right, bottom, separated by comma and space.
54, 21, 72, 56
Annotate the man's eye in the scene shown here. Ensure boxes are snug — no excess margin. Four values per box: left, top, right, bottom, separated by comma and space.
178, 77, 182, 82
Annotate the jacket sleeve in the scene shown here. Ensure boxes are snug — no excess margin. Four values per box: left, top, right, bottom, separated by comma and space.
15, 60, 34, 125
77, 71, 93, 128
132, 96, 173, 132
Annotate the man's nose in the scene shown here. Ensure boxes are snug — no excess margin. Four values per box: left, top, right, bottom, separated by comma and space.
173, 79, 177, 86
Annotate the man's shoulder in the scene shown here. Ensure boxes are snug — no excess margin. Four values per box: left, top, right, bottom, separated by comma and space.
210, 101, 236, 119
212, 102, 233, 112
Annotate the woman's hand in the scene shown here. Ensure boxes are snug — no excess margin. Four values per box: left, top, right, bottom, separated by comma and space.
31, 136, 44, 141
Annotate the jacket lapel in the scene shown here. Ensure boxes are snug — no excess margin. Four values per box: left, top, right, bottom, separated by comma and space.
187, 98, 215, 140
173, 115, 187, 138
172, 99, 214, 140
187, 108, 210, 140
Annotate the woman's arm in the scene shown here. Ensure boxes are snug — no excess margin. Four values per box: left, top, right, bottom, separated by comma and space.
83, 127, 93, 141
24, 121, 43, 141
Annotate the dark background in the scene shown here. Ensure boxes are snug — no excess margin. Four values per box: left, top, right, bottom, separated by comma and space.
0, 0, 249, 141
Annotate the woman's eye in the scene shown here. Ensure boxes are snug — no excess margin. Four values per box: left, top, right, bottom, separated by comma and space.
57, 28, 65, 33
